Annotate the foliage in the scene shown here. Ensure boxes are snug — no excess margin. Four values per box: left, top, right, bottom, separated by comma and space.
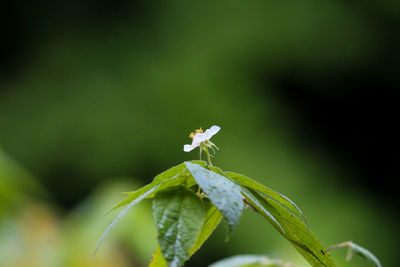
98, 160, 340, 266
95, 125, 381, 267
327, 241, 382, 267
208, 240, 383, 267
208, 255, 295, 267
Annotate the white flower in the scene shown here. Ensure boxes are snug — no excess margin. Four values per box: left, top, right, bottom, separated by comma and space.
183, 125, 220, 152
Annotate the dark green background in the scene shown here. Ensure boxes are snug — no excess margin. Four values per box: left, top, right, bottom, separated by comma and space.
1, 1, 398, 266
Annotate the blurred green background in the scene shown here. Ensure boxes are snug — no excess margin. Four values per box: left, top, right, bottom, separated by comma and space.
1, 0, 399, 266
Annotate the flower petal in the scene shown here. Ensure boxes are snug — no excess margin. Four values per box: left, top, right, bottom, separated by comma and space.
183, 125, 220, 152
192, 133, 206, 145
184, 144, 195, 152
203, 125, 220, 139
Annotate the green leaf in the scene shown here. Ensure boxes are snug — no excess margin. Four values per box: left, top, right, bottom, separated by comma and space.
239, 187, 285, 233
189, 202, 223, 256
185, 162, 244, 236
245, 188, 336, 267
349, 242, 381, 267
153, 187, 206, 267
105, 163, 187, 215
111, 161, 207, 213
149, 203, 222, 267
187, 160, 208, 167
225, 171, 308, 227
209, 255, 264, 267
207, 167, 285, 234
327, 241, 382, 267
149, 246, 168, 267
208, 255, 287, 267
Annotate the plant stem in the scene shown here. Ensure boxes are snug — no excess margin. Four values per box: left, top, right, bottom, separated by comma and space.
204, 146, 213, 167
327, 241, 352, 251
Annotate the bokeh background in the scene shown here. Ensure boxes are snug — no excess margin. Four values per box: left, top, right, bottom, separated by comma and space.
1, 0, 399, 266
